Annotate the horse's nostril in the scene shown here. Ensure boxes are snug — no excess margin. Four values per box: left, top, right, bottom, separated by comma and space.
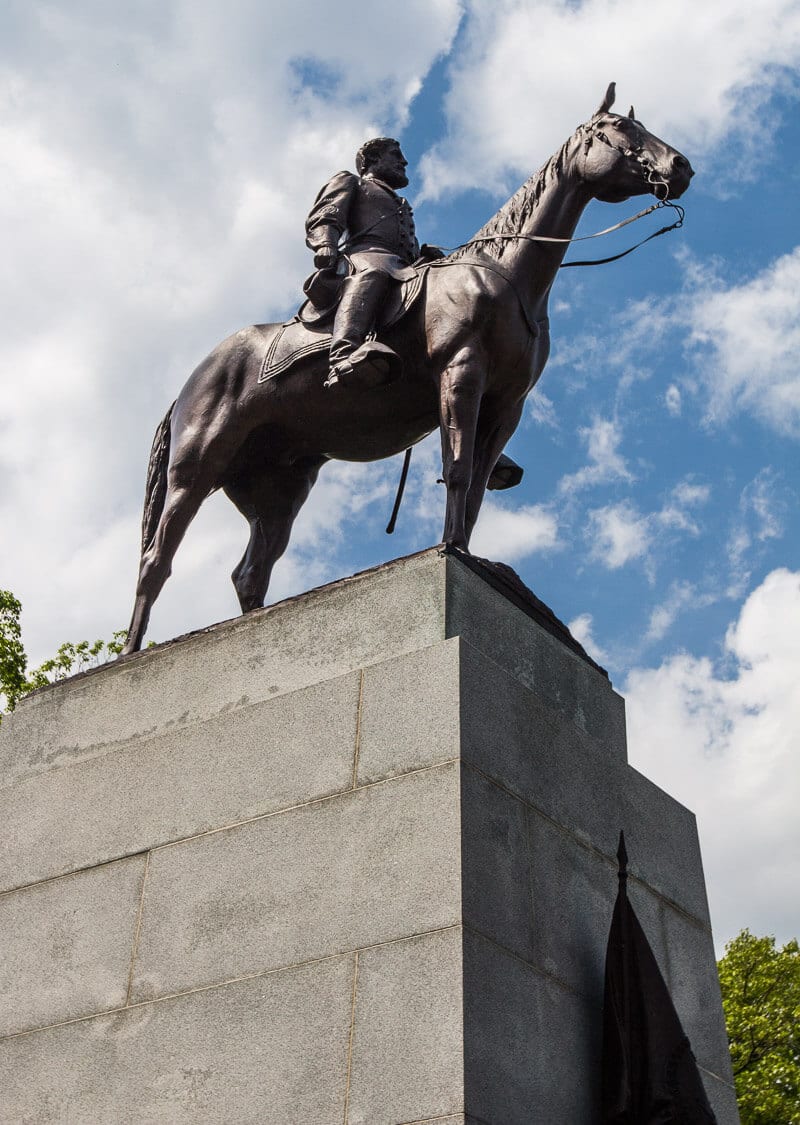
673, 154, 690, 172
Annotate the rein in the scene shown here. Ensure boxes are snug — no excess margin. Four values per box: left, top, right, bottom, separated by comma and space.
441, 197, 685, 269
562, 202, 683, 267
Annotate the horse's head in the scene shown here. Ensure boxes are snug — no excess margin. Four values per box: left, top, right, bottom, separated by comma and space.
579, 83, 693, 203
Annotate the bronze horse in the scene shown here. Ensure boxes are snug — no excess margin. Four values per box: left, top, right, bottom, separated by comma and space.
122, 85, 692, 654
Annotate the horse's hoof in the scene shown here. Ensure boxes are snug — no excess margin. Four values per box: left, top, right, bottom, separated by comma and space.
442, 540, 469, 555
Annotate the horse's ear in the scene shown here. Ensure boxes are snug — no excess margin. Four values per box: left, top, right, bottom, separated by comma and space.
596, 81, 616, 114
628, 105, 636, 119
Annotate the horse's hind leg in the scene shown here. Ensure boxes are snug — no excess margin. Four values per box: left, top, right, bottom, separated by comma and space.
225, 457, 325, 612
125, 451, 224, 653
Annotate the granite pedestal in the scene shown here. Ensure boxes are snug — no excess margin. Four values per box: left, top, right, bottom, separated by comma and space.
0, 548, 738, 1123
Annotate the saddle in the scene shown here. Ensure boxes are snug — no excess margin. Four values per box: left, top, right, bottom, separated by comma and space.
258, 268, 426, 385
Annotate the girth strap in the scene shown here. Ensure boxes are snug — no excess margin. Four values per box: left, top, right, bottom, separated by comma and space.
428, 254, 548, 339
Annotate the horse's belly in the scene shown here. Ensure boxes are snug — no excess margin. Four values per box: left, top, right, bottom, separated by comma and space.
322, 421, 436, 462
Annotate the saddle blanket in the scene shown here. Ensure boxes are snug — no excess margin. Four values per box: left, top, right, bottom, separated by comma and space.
258, 268, 426, 384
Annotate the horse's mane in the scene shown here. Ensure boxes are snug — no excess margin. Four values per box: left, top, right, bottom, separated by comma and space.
447, 127, 584, 262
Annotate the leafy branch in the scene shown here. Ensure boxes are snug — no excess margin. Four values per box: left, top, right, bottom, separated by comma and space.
0, 589, 126, 720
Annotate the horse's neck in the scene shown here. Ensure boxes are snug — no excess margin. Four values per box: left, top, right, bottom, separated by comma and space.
473, 138, 590, 320
508, 175, 588, 319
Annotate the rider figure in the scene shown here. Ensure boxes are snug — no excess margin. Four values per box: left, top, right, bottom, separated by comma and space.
305, 137, 440, 388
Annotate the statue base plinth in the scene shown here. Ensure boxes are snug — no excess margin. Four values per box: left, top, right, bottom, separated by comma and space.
0, 549, 738, 1122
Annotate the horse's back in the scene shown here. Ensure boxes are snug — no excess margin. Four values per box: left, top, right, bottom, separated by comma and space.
165, 325, 282, 457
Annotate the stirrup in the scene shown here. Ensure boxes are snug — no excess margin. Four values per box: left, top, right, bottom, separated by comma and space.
324, 361, 352, 389
324, 342, 403, 390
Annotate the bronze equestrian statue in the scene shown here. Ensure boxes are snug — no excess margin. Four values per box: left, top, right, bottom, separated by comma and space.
122, 84, 693, 654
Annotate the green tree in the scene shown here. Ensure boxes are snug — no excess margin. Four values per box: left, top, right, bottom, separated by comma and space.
719, 929, 800, 1124
0, 589, 126, 721
0, 590, 27, 713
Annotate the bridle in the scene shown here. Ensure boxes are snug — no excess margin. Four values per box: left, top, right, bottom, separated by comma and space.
562, 117, 686, 265
581, 117, 674, 202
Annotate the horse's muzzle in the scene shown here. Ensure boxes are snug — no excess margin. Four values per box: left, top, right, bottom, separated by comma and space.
667, 154, 694, 199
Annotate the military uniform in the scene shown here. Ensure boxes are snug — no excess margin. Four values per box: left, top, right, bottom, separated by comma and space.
305, 171, 420, 376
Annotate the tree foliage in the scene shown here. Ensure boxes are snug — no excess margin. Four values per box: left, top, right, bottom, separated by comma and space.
0, 590, 125, 720
719, 929, 800, 1124
0, 590, 27, 713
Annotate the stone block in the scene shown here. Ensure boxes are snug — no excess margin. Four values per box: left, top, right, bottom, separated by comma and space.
406, 1118, 468, 1125
659, 901, 736, 1084
0, 549, 445, 784
622, 766, 711, 924
357, 638, 461, 785
347, 927, 464, 1125
446, 556, 626, 746
0, 955, 354, 1123
702, 1071, 741, 1124
459, 641, 711, 927
0, 855, 145, 1037
461, 764, 534, 963
463, 928, 599, 1124
131, 762, 461, 1001
524, 807, 668, 1008
0, 672, 359, 893
459, 639, 627, 850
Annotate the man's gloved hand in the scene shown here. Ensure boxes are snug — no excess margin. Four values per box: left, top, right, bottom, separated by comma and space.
419, 243, 446, 261
313, 247, 339, 269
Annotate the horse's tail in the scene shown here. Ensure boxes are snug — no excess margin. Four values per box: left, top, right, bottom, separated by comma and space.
140, 402, 174, 556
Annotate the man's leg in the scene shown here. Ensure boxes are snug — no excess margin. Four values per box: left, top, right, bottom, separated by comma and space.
328, 267, 390, 382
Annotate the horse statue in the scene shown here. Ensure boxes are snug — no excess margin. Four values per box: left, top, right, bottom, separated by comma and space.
122, 84, 692, 654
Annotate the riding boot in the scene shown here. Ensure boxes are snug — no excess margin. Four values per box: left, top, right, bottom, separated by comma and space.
326, 270, 391, 387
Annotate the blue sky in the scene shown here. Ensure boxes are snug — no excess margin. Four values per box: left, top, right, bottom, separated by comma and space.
1, 0, 798, 951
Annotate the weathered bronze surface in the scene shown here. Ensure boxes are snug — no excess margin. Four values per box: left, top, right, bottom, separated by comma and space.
122, 84, 692, 653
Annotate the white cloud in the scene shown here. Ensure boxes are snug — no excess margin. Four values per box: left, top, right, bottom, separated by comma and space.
656, 478, 711, 536
560, 245, 800, 439
644, 580, 718, 643
525, 387, 559, 429
726, 468, 787, 588
625, 568, 800, 947
665, 384, 682, 416
586, 477, 709, 574
420, 0, 800, 200
687, 246, 800, 436
470, 501, 559, 562
586, 501, 651, 569
670, 481, 711, 508
559, 243, 800, 438
567, 612, 609, 665
558, 416, 633, 495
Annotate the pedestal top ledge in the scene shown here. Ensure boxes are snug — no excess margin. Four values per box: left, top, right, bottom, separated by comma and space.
0, 548, 618, 783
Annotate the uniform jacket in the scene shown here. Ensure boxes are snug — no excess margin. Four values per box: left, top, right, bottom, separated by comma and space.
305, 171, 419, 280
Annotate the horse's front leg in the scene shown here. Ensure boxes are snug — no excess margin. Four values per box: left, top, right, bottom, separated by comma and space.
438, 344, 486, 550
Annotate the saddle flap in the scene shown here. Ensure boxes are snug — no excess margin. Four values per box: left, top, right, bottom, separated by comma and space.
261, 269, 428, 384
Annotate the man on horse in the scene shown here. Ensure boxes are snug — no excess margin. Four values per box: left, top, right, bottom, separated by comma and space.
305, 136, 440, 388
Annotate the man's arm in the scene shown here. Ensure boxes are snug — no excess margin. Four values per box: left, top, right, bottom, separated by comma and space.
305, 171, 358, 268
